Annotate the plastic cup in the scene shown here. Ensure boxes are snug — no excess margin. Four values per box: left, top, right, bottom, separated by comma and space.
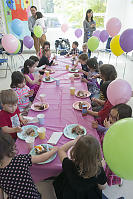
56, 79, 60, 86
40, 94, 46, 103
25, 137, 35, 150
45, 71, 50, 77
66, 65, 69, 70
70, 87, 75, 95
38, 127, 46, 139
37, 114, 45, 125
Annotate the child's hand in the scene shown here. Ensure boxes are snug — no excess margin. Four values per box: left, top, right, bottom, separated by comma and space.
91, 97, 99, 103
81, 78, 88, 83
92, 74, 100, 79
78, 69, 83, 73
92, 121, 98, 129
51, 146, 58, 153
104, 118, 111, 128
15, 126, 22, 132
21, 118, 28, 125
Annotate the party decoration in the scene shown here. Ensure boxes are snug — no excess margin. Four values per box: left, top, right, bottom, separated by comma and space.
61, 24, 69, 33
33, 26, 43, 38
23, 36, 34, 49
106, 17, 121, 37
103, 118, 133, 180
107, 79, 132, 106
110, 35, 124, 56
2, 34, 19, 54
6, 0, 14, 10
93, 30, 101, 39
99, 30, 109, 42
120, 29, 133, 53
14, 40, 21, 54
11, 19, 23, 36
75, 29, 82, 38
87, 36, 99, 52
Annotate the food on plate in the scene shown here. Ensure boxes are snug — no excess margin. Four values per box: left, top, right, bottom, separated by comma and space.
72, 125, 84, 135
45, 76, 51, 81
25, 128, 35, 136
34, 145, 47, 155
77, 90, 87, 97
74, 73, 79, 77
34, 104, 48, 110
78, 102, 86, 109
71, 68, 76, 72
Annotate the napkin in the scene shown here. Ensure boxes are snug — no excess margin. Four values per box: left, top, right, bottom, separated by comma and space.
23, 116, 38, 123
47, 132, 63, 145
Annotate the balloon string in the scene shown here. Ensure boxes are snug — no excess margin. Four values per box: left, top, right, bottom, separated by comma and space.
108, 53, 111, 64
97, 50, 99, 59
123, 53, 127, 79
116, 56, 118, 67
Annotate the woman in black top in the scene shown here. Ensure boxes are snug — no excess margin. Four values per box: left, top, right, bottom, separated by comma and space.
53, 135, 107, 199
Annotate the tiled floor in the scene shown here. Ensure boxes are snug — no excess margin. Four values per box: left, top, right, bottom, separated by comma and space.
0, 51, 133, 199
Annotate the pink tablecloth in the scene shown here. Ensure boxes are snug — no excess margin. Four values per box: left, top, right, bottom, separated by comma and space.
16, 56, 98, 183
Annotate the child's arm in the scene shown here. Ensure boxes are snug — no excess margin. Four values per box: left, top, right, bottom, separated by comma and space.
19, 114, 28, 125
98, 183, 107, 190
79, 69, 89, 76
91, 98, 105, 106
0, 188, 4, 199
25, 74, 39, 85
2, 126, 22, 133
87, 110, 99, 117
31, 147, 58, 164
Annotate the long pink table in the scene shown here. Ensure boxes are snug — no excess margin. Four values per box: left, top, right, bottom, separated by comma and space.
16, 56, 98, 183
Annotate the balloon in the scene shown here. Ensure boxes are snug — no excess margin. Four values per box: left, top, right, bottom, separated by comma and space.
33, 26, 43, 38
61, 24, 68, 33
75, 29, 82, 38
120, 29, 133, 53
2, 34, 19, 53
23, 36, 34, 49
110, 35, 124, 56
87, 36, 99, 52
106, 17, 121, 37
103, 118, 133, 180
107, 79, 132, 106
99, 30, 109, 42
93, 30, 101, 39
14, 40, 21, 54
11, 19, 23, 36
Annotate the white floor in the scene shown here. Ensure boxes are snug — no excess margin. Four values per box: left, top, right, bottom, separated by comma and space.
0, 51, 133, 199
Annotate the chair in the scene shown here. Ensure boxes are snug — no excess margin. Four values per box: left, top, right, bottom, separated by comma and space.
0, 58, 11, 78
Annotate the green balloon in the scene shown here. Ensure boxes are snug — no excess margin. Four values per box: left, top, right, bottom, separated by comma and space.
103, 118, 133, 180
33, 25, 43, 38
87, 36, 99, 52
14, 40, 21, 54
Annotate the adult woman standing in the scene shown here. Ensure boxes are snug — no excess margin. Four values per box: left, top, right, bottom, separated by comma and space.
83, 9, 96, 43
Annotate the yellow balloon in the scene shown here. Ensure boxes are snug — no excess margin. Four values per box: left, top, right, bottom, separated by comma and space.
110, 35, 124, 56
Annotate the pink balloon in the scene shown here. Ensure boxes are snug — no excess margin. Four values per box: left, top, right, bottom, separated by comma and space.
106, 17, 121, 37
107, 79, 132, 106
61, 24, 69, 33
2, 34, 19, 53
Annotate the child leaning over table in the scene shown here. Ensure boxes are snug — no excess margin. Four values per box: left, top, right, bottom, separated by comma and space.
69, 41, 79, 56
75, 53, 89, 79
0, 129, 58, 199
53, 135, 107, 199
92, 103, 132, 186
0, 89, 28, 140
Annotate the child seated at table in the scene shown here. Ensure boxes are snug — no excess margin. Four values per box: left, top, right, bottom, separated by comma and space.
24, 59, 43, 98
0, 129, 58, 199
79, 43, 91, 58
37, 48, 55, 68
69, 41, 79, 55
38, 41, 50, 59
87, 81, 113, 125
77, 53, 89, 79
0, 89, 28, 140
79, 57, 100, 97
92, 103, 132, 186
10, 71, 33, 114
53, 135, 107, 199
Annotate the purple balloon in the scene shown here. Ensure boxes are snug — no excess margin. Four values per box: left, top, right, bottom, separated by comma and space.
120, 29, 133, 53
23, 36, 34, 49
99, 30, 109, 43
75, 29, 82, 38
93, 30, 101, 39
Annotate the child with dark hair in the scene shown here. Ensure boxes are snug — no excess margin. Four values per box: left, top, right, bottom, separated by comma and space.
38, 41, 51, 59
38, 48, 55, 68
78, 53, 89, 78
0, 89, 28, 140
24, 59, 42, 97
53, 135, 107, 199
10, 71, 33, 113
92, 103, 132, 186
69, 41, 79, 55
0, 129, 58, 199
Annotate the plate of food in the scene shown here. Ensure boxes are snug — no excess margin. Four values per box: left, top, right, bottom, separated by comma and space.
69, 68, 79, 73
73, 73, 80, 79
17, 125, 38, 140
29, 144, 57, 164
45, 68, 55, 74
43, 76, 55, 82
73, 101, 91, 111
75, 90, 91, 98
64, 54, 72, 58
63, 124, 86, 139
31, 103, 49, 111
